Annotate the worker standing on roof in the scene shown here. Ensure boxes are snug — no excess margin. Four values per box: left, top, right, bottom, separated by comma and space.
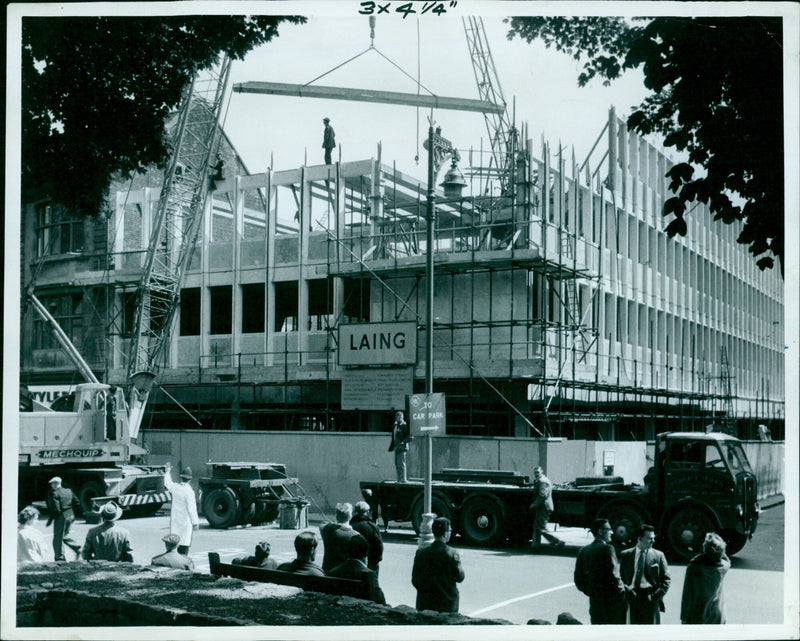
322, 117, 336, 165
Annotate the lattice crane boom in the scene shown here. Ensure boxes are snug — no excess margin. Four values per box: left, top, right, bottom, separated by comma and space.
126, 55, 232, 439
462, 16, 513, 192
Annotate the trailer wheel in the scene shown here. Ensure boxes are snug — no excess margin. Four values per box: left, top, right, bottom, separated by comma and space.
666, 508, 714, 561
410, 494, 452, 535
77, 480, 105, 515
238, 501, 257, 526
720, 529, 747, 556
460, 495, 506, 546
202, 487, 242, 529
600, 504, 644, 550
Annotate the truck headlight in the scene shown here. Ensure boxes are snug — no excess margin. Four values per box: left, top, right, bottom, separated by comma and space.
736, 504, 744, 518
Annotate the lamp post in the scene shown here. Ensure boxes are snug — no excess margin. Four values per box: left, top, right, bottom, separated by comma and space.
418, 122, 465, 545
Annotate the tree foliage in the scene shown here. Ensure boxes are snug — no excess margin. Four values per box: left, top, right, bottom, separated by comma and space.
506, 16, 784, 274
22, 15, 305, 217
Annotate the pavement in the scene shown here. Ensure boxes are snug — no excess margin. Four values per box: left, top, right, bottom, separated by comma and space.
759, 493, 784, 510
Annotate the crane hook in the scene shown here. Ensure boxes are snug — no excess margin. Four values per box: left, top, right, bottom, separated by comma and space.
369, 16, 376, 46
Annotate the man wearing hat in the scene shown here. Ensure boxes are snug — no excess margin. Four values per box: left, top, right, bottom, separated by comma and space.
45, 477, 81, 561
81, 502, 133, 562
232, 540, 278, 569
164, 461, 200, 555
151, 533, 194, 570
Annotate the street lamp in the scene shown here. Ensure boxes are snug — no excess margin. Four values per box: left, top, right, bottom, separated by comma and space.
418, 122, 465, 545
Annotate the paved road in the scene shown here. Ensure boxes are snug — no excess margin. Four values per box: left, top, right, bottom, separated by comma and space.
40, 503, 785, 625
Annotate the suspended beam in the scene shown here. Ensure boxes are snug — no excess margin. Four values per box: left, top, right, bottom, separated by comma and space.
233, 81, 505, 115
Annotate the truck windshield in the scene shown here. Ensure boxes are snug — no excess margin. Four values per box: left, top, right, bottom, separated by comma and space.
723, 441, 753, 474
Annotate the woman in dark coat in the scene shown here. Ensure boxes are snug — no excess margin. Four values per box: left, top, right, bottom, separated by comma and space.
680, 531, 731, 624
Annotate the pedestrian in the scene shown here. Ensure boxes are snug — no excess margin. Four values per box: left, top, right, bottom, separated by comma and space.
529, 465, 565, 551
81, 502, 134, 562
573, 517, 627, 624
163, 461, 200, 555
232, 540, 278, 569
411, 516, 465, 613
388, 410, 412, 483
18, 506, 52, 565
277, 531, 325, 576
150, 533, 194, 570
45, 476, 81, 561
328, 534, 386, 604
322, 117, 336, 164
319, 502, 364, 574
619, 524, 671, 624
350, 501, 384, 576
680, 531, 731, 624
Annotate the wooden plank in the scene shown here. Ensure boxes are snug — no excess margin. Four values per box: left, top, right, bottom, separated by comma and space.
234, 81, 505, 115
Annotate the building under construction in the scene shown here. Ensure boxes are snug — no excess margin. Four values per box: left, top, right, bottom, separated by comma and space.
20, 103, 785, 441
20, 20, 785, 441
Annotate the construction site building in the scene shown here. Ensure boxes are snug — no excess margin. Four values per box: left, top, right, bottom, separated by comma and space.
20, 108, 785, 440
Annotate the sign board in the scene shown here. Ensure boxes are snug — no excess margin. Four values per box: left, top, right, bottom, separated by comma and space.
408, 393, 446, 436
341, 367, 413, 410
338, 322, 417, 366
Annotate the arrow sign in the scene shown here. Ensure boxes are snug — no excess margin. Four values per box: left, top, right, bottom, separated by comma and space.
407, 393, 446, 437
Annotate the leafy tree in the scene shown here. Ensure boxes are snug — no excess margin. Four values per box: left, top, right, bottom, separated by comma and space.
506, 17, 784, 274
22, 15, 305, 217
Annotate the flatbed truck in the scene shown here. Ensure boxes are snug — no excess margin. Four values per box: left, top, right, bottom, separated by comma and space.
360, 431, 759, 560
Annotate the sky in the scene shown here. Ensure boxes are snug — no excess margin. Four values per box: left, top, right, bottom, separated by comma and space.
222, 11, 652, 183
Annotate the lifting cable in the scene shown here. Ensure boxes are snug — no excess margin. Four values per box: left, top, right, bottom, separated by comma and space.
301, 16, 436, 99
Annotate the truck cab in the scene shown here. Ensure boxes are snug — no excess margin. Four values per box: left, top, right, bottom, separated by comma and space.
656, 432, 759, 558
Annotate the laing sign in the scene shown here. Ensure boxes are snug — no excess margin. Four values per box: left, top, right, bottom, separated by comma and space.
338, 322, 417, 366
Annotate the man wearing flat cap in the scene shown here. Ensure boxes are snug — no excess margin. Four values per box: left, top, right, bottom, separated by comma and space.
164, 461, 200, 555
81, 502, 133, 562
151, 533, 194, 570
45, 476, 81, 561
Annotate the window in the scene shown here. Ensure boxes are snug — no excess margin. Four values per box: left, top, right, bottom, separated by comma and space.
33, 293, 84, 350
241, 284, 266, 333
307, 279, 333, 331
274, 281, 298, 332
209, 286, 232, 335
120, 292, 138, 338
180, 288, 201, 336
35, 202, 85, 257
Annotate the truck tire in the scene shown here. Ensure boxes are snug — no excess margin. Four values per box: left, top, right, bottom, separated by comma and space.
256, 502, 280, 525
720, 529, 747, 556
600, 503, 644, 550
237, 501, 257, 526
460, 495, 506, 546
665, 507, 714, 561
77, 480, 105, 515
410, 494, 452, 535
202, 486, 242, 529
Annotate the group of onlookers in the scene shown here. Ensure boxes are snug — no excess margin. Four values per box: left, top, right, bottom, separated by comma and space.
18, 465, 199, 568
20, 473, 731, 624
574, 517, 731, 624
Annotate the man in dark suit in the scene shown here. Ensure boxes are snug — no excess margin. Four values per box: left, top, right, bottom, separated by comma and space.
619, 524, 671, 624
319, 502, 365, 574
45, 477, 81, 560
574, 517, 627, 624
412, 517, 465, 613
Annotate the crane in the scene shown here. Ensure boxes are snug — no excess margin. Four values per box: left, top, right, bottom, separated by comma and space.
126, 55, 233, 439
19, 55, 233, 515
462, 16, 515, 194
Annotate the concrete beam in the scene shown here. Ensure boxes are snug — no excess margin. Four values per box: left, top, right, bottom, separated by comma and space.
234, 81, 505, 115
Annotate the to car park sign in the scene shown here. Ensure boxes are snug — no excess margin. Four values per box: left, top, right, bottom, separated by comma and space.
408, 393, 446, 436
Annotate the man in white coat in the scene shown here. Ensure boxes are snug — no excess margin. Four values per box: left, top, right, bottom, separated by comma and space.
164, 461, 200, 555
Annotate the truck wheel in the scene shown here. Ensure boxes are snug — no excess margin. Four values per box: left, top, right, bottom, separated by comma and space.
460, 496, 506, 546
410, 495, 452, 535
238, 502, 257, 526
78, 481, 105, 515
666, 508, 714, 561
600, 504, 643, 550
721, 529, 747, 556
202, 487, 242, 529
